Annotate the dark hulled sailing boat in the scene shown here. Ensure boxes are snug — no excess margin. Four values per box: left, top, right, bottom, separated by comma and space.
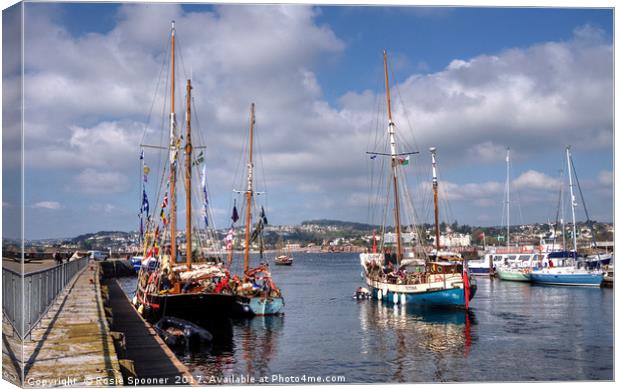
134, 22, 250, 321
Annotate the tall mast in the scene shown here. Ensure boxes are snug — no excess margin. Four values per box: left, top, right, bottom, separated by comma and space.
383, 50, 402, 263
244, 103, 256, 274
430, 147, 440, 253
169, 21, 178, 263
566, 146, 578, 253
505, 148, 510, 248
184, 79, 192, 270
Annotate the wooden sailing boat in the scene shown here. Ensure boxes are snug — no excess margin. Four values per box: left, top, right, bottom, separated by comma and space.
133, 22, 248, 321
359, 50, 475, 309
231, 103, 285, 315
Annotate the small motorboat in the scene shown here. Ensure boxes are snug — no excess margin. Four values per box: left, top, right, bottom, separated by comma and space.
274, 255, 293, 266
154, 316, 213, 349
353, 287, 372, 300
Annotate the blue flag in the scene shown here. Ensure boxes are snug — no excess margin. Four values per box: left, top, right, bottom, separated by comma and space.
142, 189, 149, 216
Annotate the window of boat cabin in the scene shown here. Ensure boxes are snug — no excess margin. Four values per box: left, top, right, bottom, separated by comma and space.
507, 255, 517, 260
518, 255, 530, 261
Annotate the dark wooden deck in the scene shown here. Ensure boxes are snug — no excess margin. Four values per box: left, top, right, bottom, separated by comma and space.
105, 279, 194, 385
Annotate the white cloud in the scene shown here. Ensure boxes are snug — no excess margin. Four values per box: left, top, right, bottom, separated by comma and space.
19, 4, 612, 233
598, 170, 613, 186
513, 170, 561, 191
32, 201, 62, 210
74, 169, 130, 194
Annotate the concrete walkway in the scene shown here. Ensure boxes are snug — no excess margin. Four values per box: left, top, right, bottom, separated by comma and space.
18, 262, 123, 386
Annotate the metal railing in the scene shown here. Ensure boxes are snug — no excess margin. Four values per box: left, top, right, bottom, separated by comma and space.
2, 257, 90, 338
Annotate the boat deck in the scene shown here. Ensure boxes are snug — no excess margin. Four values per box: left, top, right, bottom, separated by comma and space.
105, 279, 194, 385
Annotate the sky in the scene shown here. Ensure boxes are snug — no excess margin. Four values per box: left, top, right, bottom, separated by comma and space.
1, 2, 614, 239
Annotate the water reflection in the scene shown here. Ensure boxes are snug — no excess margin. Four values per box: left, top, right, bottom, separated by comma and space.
234, 316, 284, 378
359, 300, 477, 382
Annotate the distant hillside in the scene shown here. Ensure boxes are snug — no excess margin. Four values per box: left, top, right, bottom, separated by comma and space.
301, 219, 378, 231
71, 230, 131, 243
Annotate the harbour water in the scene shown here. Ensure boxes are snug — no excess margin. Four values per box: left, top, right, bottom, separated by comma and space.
119, 252, 613, 383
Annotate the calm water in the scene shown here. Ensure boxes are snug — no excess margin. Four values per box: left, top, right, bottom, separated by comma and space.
120, 252, 613, 383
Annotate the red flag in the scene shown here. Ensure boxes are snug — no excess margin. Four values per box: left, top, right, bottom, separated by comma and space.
463, 268, 470, 310
372, 230, 377, 254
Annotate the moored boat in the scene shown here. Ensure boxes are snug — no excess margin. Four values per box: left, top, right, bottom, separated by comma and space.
496, 267, 531, 282
134, 22, 250, 322
359, 51, 475, 310
274, 255, 293, 266
530, 147, 603, 288
229, 104, 284, 316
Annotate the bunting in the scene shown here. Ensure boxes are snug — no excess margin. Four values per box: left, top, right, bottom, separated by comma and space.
161, 208, 167, 225
201, 165, 209, 227
225, 228, 234, 250
231, 200, 239, 224
143, 164, 150, 183
142, 189, 150, 216
193, 151, 205, 166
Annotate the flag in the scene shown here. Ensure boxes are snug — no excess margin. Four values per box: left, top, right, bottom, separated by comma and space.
143, 164, 150, 182
201, 165, 209, 226
161, 192, 168, 209
193, 151, 205, 166
225, 228, 234, 250
142, 189, 150, 216
155, 225, 160, 240
139, 214, 144, 243
140, 149, 144, 160
231, 200, 239, 223
463, 264, 470, 310
398, 156, 410, 166
250, 219, 264, 243
260, 206, 268, 225
161, 209, 167, 225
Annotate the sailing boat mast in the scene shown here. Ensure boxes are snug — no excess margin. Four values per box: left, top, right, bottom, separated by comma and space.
505, 148, 510, 248
383, 50, 402, 263
184, 79, 192, 270
169, 21, 178, 263
430, 147, 440, 253
244, 103, 256, 274
566, 146, 578, 253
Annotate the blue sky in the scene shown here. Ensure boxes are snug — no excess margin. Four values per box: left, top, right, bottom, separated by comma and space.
1, 2, 614, 239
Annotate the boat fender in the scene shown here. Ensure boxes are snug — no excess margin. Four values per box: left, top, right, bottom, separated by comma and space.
392, 293, 399, 304
137, 304, 144, 314
377, 289, 382, 300
382, 287, 388, 298
132, 296, 138, 306
400, 293, 406, 305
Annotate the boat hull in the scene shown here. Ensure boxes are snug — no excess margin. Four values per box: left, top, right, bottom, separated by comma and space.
243, 296, 285, 316
364, 276, 476, 308
530, 272, 603, 287
497, 269, 531, 282
468, 266, 491, 276
139, 292, 252, 321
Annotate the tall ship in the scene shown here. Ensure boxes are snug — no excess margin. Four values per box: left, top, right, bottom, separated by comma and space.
133, 22, 249, 321
227, 103, 285, 315
359, 50, 475, 309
